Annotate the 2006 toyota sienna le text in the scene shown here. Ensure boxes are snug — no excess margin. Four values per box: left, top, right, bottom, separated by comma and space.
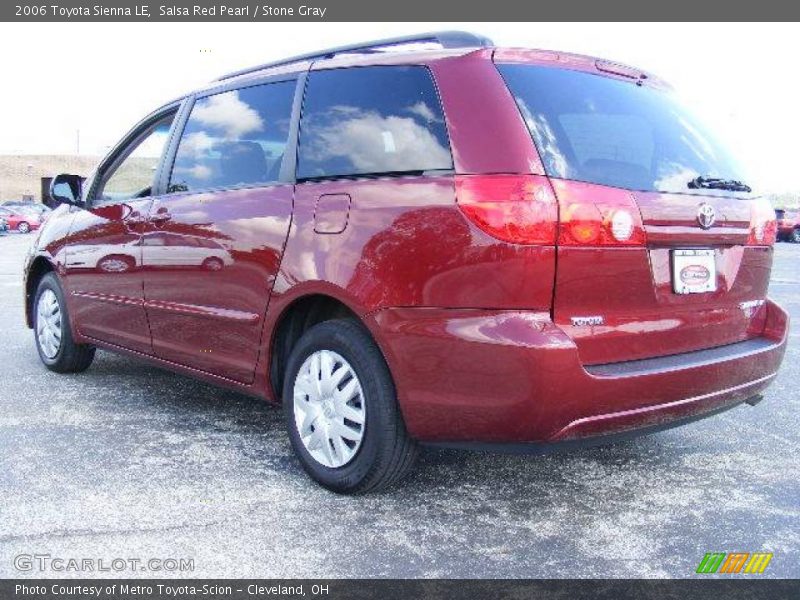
25, 32, 789, 493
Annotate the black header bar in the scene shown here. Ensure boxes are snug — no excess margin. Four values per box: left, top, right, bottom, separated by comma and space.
4, 0, 800, 21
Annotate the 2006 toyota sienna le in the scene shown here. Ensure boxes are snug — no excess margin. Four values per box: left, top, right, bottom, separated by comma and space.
26, 32, 788, 493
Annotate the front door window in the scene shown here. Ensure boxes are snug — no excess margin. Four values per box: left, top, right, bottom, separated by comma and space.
95, 117, 174, 204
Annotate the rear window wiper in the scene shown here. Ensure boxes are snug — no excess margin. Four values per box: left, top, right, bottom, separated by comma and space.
688, 176, 752, 193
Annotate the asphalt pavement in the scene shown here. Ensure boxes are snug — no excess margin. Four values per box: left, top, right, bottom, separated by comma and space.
0, 231, 797, 578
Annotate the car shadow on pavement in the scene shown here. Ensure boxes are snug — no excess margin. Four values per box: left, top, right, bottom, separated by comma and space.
78, 348, 682, 498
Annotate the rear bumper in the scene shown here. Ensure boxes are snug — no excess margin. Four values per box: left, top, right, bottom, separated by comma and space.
371, 299, 788, 444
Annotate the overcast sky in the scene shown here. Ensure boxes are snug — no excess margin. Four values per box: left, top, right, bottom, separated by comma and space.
1, 22, 798, 193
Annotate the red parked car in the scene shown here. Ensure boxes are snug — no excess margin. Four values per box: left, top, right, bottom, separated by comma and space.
775, 208, 800, 242
0, 206, 41, 233
26, 32, 788, 493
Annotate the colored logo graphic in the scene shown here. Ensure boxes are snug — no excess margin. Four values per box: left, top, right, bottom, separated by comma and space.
696, 552, 773, 574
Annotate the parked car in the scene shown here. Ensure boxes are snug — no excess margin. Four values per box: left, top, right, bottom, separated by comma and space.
22, 204, 52, 221
25, 32, 788, 493
2, 201, 51, 216
65, 231, 233, 273
0, 206, 41, 233
775, 208, 800, 242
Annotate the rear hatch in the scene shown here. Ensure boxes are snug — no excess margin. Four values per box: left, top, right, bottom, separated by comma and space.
496, 57, 776, 365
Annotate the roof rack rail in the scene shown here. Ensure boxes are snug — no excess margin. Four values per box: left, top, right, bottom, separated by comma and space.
216, 30, 494, 81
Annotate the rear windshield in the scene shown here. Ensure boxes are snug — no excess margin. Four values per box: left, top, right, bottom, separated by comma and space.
497, 64, 749, 194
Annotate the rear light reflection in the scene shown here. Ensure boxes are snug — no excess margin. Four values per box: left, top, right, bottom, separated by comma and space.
747, 199, 777, 246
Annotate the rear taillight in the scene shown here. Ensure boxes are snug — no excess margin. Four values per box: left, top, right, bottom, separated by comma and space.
551, 180, 646, 246
747, 200, 777, 246
455, 174, 557, 245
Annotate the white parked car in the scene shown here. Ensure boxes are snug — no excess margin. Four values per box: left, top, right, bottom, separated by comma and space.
66, 231, 233, 273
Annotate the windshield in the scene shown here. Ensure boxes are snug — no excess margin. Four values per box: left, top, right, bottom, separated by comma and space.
497, 64, 750, 194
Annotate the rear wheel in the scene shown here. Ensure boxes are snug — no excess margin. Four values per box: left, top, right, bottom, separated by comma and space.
283, 319, 417, 493
97, 255, 135, 273
202, 257, 224, 271
34, 273, 95, 373
17, 221, 30, 234
792, 229, 800, 243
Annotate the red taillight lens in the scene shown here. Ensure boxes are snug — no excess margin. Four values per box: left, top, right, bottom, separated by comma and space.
552, 180, 646, 246
747, 199, 777, 246
455, 174, 557, 245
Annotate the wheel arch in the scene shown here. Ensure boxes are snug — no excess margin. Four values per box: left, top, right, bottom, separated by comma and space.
267, 292, 366, 401
25, 256, 57, 328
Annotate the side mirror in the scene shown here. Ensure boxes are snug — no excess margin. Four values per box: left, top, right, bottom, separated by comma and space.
50, 174, 85, 206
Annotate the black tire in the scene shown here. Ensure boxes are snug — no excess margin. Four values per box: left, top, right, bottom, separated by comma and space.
282, 319, 418, 494
33, 272, 95, 373
17, 221, 30, 234
792, 229, 800, 244
202, 257, 224, 271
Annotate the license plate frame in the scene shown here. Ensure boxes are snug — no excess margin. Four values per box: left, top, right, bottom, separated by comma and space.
672, 249, 717, 295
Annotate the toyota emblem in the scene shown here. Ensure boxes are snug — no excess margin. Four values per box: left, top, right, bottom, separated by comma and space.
697, 203, 716, 229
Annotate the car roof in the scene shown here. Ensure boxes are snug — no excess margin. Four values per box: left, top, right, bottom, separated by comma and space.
194, 46, 477, 96
157, 32, 664, 112
192, 46, 664, 99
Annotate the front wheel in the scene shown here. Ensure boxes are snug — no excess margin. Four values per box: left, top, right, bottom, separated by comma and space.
792, 229, 800, 244
283, 319, 418, 493
34, 273, 95, 373
17, 221, 30, 234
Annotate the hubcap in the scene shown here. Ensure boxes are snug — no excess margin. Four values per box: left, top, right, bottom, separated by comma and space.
36, 289, 62, 359
293, 350, 365, 468
100, 258, 129, 272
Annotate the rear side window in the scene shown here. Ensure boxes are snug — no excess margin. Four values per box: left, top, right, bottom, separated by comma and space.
497, 64, 748, 194
297, 66, 452, 179
169, 80, 296, 193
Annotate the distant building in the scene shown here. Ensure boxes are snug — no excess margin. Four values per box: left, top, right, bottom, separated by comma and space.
0, 155, 100, 202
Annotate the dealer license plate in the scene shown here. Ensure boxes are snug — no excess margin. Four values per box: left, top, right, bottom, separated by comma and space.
672, 249, 716, 294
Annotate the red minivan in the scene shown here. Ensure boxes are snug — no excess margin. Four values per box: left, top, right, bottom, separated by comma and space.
26, 32, 788, 493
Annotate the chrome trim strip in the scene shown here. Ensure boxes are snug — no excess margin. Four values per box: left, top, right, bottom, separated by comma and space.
72, 291, 259, 324
71, 290, 143, 307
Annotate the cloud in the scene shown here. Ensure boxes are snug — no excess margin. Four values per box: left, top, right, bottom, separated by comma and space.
192, 91, 264, 139
303, 107, 451, 174
178, 131, 215, 158
404, 101, 441, 123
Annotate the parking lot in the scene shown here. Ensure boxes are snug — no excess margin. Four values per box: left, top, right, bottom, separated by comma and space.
0, 230, 797, 578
